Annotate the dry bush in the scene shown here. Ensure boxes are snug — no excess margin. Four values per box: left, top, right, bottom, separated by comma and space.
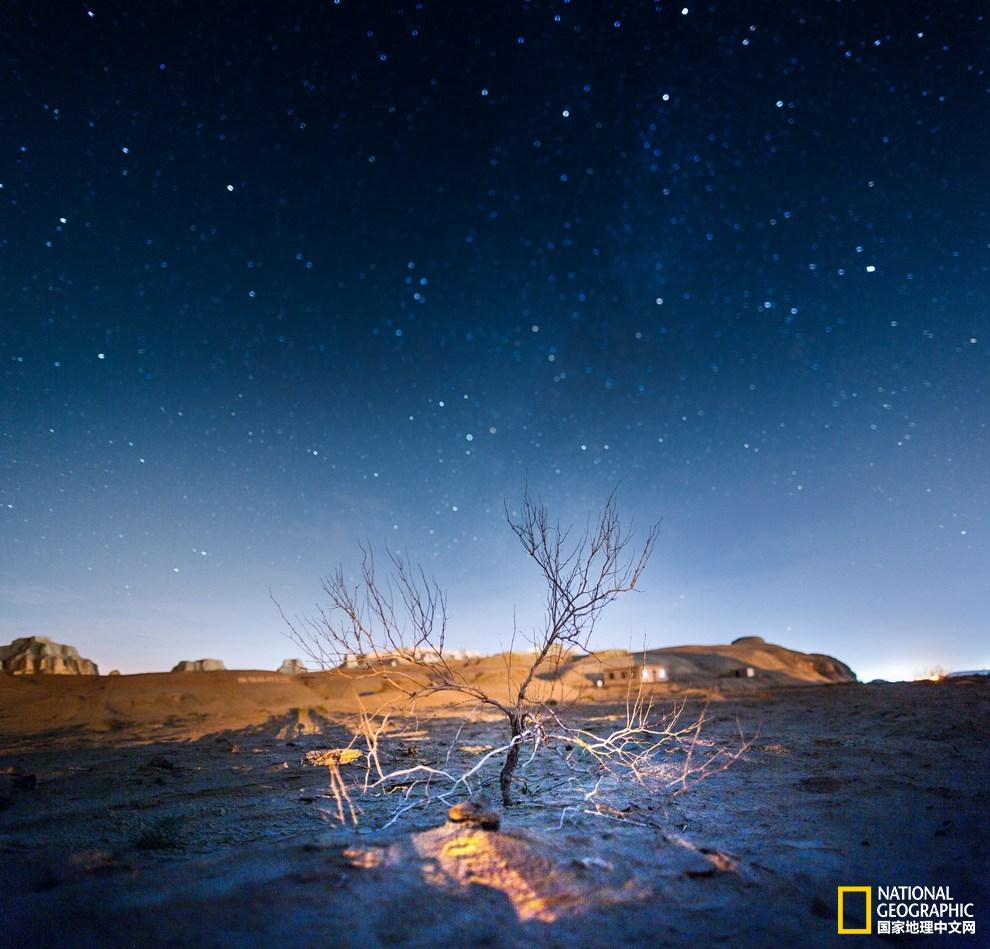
301, 685, 754, 832
281, 490, 750, 820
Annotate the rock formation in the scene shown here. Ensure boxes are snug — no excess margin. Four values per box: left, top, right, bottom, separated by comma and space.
574, 638, 857, 689
807, 652, 857, 682
0, 636, 99, 676
171, 659, 226, 673
277, 658, 308, 675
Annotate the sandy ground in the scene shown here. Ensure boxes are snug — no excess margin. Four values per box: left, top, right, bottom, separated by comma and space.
0, 678, 987, 947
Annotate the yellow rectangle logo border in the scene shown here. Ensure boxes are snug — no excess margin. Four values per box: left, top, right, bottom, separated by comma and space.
837, 886, 872, 935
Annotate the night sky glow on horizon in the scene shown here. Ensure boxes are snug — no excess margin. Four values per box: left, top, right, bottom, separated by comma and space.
1, 2, 988, 681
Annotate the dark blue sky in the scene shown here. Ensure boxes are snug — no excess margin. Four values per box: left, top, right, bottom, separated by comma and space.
1, 1, 987, 678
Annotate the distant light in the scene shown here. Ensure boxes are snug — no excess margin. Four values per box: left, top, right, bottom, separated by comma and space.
681, 7, 689, 14
481, 88, 488, 97
866, 265, 876, 273
97, 353, 105, 360
226, 184, 234, 191
661, 93, 670, 102
562, 109, 570, 118
465, 433, 474, 441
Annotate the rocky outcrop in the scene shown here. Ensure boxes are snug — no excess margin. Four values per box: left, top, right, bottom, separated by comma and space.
277, 659, 308, 676
0, 637, 99, 676
171, 659, 226, 673
807, 653, 857, 683
575, 638, 857, 690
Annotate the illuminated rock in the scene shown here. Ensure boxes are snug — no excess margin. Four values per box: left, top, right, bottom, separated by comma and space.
446, 800, 501, 830
0, 636, 99, 676
277, 658, 308, 675
305, 748, 363, 767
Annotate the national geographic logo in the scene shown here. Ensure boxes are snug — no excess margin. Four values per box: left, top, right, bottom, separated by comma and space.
837, 885, 977, 936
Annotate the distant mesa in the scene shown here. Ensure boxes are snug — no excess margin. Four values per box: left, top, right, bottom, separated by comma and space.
0, 636, 99, 676
171, 659, 226, 673
731, 636, 765, 645
341, 646, 481, 669
277, 659, 308, 676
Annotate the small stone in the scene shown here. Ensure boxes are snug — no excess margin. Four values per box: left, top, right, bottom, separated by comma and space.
572, 856, 612, 871
446, 800, 500, 831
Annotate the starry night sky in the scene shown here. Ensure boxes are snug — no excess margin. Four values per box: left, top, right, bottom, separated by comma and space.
2, 2, 988, 679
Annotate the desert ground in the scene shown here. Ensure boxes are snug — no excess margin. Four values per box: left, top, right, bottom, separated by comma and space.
0, 665, 987, 948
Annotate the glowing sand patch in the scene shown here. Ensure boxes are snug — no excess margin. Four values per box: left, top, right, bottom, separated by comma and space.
342, 846, 384, 869
411, 826, 645, 923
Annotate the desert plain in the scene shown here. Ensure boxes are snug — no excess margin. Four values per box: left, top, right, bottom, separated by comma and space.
0, 644, 987, 948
